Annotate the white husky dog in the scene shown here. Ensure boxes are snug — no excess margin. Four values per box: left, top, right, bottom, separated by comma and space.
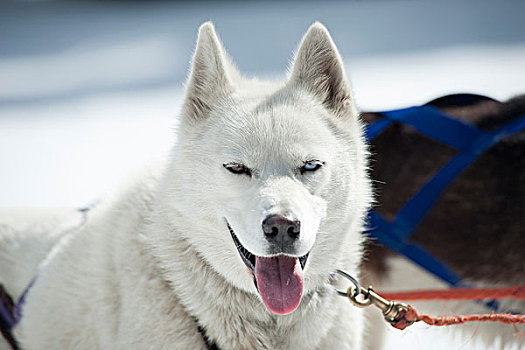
0, 22, 372, 349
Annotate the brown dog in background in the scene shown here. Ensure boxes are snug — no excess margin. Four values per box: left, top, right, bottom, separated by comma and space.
361, 94, 525, 348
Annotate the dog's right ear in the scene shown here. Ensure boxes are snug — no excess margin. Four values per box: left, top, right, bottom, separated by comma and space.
183, 22, 239, 122
289, 22, 353, 119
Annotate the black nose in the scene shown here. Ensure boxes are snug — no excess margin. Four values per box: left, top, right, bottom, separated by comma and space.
262, 215, 301, 248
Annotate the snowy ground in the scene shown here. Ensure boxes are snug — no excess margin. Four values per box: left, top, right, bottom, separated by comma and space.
1, 1, 524, 348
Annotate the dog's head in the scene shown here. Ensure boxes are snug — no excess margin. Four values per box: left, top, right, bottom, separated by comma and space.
164, 22, 371, 315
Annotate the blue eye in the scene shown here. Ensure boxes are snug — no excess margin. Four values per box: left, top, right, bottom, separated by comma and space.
303, 162, 319, 170
300, 160, 324, 174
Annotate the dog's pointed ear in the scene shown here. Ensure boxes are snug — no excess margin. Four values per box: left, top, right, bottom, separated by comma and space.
289, 22, 353, 118
183, 22, 239, 122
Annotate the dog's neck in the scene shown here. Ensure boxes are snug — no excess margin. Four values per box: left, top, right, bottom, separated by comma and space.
147, 217, 341, 349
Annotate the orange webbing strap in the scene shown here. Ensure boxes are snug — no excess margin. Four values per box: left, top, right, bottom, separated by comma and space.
380, 286, 525, 301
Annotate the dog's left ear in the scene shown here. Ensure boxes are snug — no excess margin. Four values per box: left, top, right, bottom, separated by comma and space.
290, 22, 353, 118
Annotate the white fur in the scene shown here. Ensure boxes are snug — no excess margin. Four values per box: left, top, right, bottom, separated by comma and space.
0, 22, 372, 349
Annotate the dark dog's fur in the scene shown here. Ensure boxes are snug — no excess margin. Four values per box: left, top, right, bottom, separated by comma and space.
362, 94, 525, 286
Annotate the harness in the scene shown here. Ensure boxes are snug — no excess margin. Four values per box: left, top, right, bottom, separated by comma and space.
365, 94, 525, 287
0, 207, 91, 349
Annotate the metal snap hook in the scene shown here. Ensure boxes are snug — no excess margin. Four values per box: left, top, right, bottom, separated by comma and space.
333, 269, 361, 297
333, 269, 371, 307
333, 269, 412, 326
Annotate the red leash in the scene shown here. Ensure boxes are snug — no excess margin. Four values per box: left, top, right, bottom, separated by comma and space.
380, 286, 525, 330
392, 305, 524, 330
334, 271, 525, 330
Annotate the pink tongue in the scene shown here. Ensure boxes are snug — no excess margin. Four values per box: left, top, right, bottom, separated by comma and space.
254, 255, 304, 315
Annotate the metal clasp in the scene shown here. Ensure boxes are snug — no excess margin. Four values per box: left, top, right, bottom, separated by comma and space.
334, 270, 413, 327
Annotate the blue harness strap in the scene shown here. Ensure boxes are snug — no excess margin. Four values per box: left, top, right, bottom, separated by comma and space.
366, 105, 525, 287
367, 211, 463, 285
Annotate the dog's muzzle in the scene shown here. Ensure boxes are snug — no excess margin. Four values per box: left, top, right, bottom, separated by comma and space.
226, 220, 309, 315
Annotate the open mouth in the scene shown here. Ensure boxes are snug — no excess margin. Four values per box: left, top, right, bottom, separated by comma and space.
227, 221, 310, 315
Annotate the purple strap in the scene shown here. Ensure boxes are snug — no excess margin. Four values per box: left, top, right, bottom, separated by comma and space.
0, 277, 36, 331
0, 206, 92, 334
0, 285, 16, 329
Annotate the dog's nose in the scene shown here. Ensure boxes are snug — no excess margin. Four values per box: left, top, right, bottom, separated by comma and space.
262, 215, 300, 247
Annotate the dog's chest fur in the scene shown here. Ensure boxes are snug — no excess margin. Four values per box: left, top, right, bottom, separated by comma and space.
145, 216, 359, 349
